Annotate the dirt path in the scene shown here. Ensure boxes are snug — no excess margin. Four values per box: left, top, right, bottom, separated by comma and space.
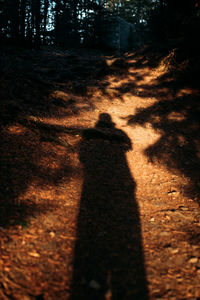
0, 48, 200, 299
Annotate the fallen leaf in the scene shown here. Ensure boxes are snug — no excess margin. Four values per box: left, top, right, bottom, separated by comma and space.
49, 231, 55, 238
28, 252, 40, 257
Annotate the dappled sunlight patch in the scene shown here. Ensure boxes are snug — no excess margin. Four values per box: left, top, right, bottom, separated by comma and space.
106, 74, 121, 85
87, 86, 103, 99
130, 125, 162, 150
177, 135, 187, 147
128, 67, 150, 76
176, 88, 199, 98
49, 90, 96, 115
0, 110, 82, 224
105, 58, 118, 66
37, 158, 62, 171
22, 183, 69, 201
135, 69, 167, 86
128, 74, 137, 81
168, 111, 186, 122
128, 67, 135, 74
104, 87, 119, 97
17, 150, 82, 205
121, 93, 138, 102
141, 59, 149, 65
127, 58, 137, 64
50, 90, 70, 100
108, 77, 129, 88
7, 125, 26, 134
135, 74, 155, 86
17, 186, 58, 205
136, 87, 144, 93
124, 52, 136, 58
33, 116, 67, 126
106, 75, 118, 83
151, 115, 162, 124
105, 57, 128, 69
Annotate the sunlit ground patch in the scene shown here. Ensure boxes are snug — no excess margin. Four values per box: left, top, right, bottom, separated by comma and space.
7, 125, 26, 134
168, 111, 186, 122
176, 88, 199, 97
129, 124, 162, 151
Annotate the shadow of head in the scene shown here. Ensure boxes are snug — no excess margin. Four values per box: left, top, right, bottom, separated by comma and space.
95, 113, 115, 128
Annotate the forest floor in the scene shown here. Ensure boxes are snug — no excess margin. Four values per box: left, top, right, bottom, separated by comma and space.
0, 46, 200, 300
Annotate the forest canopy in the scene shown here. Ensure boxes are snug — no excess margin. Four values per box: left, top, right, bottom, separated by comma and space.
0, 0, 199, 49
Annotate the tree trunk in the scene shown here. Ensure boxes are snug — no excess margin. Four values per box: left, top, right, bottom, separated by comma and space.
55, 0, 61, 45
43, 0, 48, 44
35, 0, 41, 47
9, 0, 20, 42
20, 0, 26, 41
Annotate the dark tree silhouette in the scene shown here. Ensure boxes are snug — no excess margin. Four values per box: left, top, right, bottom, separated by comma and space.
0, 0, 199, 49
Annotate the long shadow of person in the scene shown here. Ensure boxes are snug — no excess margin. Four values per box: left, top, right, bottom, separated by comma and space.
70, 113, 149, 299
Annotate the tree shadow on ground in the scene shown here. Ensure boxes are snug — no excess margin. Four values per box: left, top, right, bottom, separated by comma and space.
1, 45, 199, 228
0, 46, 136, 229
0, 47, 116, 228
70, 113, 149, 299
0, 46, 123, 127
102, 48, 200, 205
0, 124, 78, 227
124, 91, 200, 203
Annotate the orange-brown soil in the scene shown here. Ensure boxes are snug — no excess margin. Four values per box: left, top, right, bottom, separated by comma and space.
0, 47, 200, 299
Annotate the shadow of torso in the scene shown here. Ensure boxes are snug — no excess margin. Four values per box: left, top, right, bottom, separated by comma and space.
70, 121, 148, 300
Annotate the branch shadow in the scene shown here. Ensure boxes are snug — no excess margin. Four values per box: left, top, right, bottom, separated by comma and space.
0, 47, 119, 228
100, 47, 200, 205
70, 113, 149, 299
1, 45, 198, 228
125, 93, 200, 203
0, 124, 78, 228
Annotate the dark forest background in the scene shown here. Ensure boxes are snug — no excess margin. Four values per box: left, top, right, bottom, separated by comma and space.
0, 0, 200, 51
0, 2, 200, 298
